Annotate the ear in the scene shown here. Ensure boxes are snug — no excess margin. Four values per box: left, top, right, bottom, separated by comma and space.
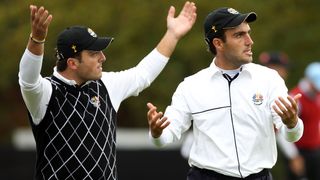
212, 38, 223, 51
67, 58, 79, 70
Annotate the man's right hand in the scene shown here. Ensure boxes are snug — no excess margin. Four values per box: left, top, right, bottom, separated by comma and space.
147, 102, 170, 138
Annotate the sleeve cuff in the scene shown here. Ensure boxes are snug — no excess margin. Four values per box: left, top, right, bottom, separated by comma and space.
25, 48, 43, 60
152, 48, 170, 62
149, 131, 165, 147
283, 118, 304, 142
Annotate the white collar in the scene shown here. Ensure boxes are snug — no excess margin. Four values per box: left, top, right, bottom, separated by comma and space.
53, 67, 92, 86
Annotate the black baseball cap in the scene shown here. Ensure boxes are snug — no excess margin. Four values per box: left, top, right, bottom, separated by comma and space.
56, 26, 113, 60
204, 7, 257, 42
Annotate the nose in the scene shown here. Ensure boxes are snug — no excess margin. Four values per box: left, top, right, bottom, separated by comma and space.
99, 51, 106, 63
245, 34, 254, 46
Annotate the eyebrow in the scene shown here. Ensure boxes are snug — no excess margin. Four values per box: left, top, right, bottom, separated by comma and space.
232, 28, 251, 37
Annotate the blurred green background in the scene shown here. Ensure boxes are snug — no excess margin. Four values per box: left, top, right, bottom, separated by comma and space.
1, 0, 320, 178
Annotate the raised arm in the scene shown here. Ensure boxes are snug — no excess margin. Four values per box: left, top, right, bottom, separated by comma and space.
19, 5, 53, 125
156, 1, 197, 57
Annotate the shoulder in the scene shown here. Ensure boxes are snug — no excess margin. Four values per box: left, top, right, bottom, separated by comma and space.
181, 67, 211, 85
173, 67, 213, 93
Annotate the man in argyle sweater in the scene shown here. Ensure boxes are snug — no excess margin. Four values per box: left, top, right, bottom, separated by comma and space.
18, 2, 197, 179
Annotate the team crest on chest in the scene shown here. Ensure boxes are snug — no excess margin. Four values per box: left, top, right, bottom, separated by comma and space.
252, 93, 264, 105
90, 96, 100, 108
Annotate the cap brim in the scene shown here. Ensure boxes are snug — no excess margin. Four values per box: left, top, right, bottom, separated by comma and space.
223, 12, 257, 29
87, 37, 114, 51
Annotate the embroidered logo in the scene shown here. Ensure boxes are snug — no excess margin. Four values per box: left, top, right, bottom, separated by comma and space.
87, 28, 97, 37
252, 93, 263, 105
90, 96, 100, 108
211, 25, 217, 33
71, 44, 77, 53
227, 8, 239, 15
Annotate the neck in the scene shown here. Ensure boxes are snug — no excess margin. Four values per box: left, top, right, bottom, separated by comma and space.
57, 70, 85, 85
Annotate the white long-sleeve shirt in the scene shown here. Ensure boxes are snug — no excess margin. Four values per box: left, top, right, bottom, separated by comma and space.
19, 48, 169, 125
152, 60, 303, 178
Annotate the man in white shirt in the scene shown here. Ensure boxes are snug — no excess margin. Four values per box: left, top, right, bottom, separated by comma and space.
19, 2, 196, 180
147, 7, 303, 180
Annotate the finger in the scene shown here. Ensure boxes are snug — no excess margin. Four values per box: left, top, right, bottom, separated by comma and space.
190, 2, 197, 17
30, 5, 37, 22
154, 112, 164, 122
33, 7, 43, 26
150, 110, 162, 122
278, 96, 290, 108
147, 105, 157, 118
156, 116, 167, 126
293, 93, 302, 102
37, 7, 48, 25
287, 95, 299, 111
272, 104, 285, 118
43, 14, 53, 28
147, 102, 155, 109
36, 6, 45, 19
279, 97, 298, 117
147, 103, 156, 116
181, 2, 197, 23
179, 2, 190, 18
160, 120, 170, 129
190, 6, 197, 24
274, 99, 288, 116
39, 10, 49, 25
150, 112, 163, 127
184, 1, 194, 15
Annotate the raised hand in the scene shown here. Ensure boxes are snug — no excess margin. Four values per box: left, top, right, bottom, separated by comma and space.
147, 102, 170, 138
156, 2, 197, 58
167, 1, 197, 40
273, 94, 302, 128
30, 5, 52, 43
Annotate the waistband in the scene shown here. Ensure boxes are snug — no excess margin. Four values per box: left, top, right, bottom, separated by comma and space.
192, 166, 270, 179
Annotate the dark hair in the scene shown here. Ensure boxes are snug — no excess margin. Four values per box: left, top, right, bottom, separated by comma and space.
205, 29, 226, 55
55, 48, 82, 72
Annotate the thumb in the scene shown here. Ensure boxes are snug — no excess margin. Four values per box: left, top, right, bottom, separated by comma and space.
293, 93, 302, 102
167, 6, 175, 20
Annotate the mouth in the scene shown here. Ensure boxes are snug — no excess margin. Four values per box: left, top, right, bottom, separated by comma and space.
244, 49, 252, 56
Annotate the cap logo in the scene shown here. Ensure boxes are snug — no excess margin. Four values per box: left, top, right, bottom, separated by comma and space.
87, 28, 97, 38
71, 45, 77, 53
227, 8, 239, 14
211, 25, 217, 33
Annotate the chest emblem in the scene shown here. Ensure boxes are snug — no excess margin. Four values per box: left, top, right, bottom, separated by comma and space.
252, 93, 264, 105
90, 96, 100, 108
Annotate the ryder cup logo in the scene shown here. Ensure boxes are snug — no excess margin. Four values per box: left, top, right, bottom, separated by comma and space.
90, 96, 100, 108
252, 93, 263, 105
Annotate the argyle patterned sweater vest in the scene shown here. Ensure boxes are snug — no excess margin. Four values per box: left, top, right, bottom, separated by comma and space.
29, 76, 118, 180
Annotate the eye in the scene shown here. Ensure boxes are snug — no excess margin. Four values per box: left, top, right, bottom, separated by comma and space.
88, 50, 100, 56
234, 32, 243, 38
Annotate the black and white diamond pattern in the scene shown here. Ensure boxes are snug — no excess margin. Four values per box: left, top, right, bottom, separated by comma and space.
31, 77, 117, 180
